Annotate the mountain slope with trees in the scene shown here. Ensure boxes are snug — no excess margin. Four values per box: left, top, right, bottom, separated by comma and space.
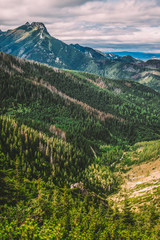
1, 51, 160, 146
0, 52, 160, 239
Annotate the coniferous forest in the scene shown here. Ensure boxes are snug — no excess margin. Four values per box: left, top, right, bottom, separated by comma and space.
0, 52, 160, 239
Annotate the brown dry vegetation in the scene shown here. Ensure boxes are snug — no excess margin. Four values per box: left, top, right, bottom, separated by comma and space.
109, 141, 160, 210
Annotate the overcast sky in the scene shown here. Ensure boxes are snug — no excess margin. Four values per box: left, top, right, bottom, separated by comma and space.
1, 0, 160, 52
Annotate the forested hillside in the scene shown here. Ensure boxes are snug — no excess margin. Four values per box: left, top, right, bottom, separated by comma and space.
1, 118, 160, 239
1, 51, 160, 146
0, 52, 160, 239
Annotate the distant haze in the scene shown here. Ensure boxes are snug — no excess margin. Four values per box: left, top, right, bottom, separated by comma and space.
1, 0, 160, 53
109, 51, 160, 61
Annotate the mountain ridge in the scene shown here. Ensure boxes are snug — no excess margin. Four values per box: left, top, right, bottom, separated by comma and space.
0, 22, 160, 93
111, 51, 160, 61
1, 51, 160, 145
0, 22, 96, 71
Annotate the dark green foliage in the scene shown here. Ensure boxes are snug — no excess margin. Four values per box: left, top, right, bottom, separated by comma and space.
0, 116, 90, 188
0, 177, 160, 239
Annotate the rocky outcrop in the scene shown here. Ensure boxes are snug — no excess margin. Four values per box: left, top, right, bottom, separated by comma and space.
70, 182, 84, 191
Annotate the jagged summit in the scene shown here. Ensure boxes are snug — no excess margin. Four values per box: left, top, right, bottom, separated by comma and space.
25, 22, 30, 26
24, 21, 45, 27
31, 22, 46, 29
23, 21, 48, 32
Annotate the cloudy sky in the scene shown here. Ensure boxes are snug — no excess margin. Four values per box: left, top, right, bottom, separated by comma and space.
1, 0, 160, 52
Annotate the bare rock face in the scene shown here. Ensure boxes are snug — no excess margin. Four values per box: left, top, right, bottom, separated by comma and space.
70, 182, 84, 191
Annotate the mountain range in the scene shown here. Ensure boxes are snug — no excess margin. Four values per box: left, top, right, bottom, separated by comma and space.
0, 22, 160, 93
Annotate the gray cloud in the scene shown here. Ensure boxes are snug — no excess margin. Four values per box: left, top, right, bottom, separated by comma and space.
0, 0, 160, 52
48, 0, 102, 7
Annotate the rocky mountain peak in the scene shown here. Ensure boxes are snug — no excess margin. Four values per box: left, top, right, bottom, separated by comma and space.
23, 21, 49, 34
25, 22, 30, 26
30, 22, 46, 29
